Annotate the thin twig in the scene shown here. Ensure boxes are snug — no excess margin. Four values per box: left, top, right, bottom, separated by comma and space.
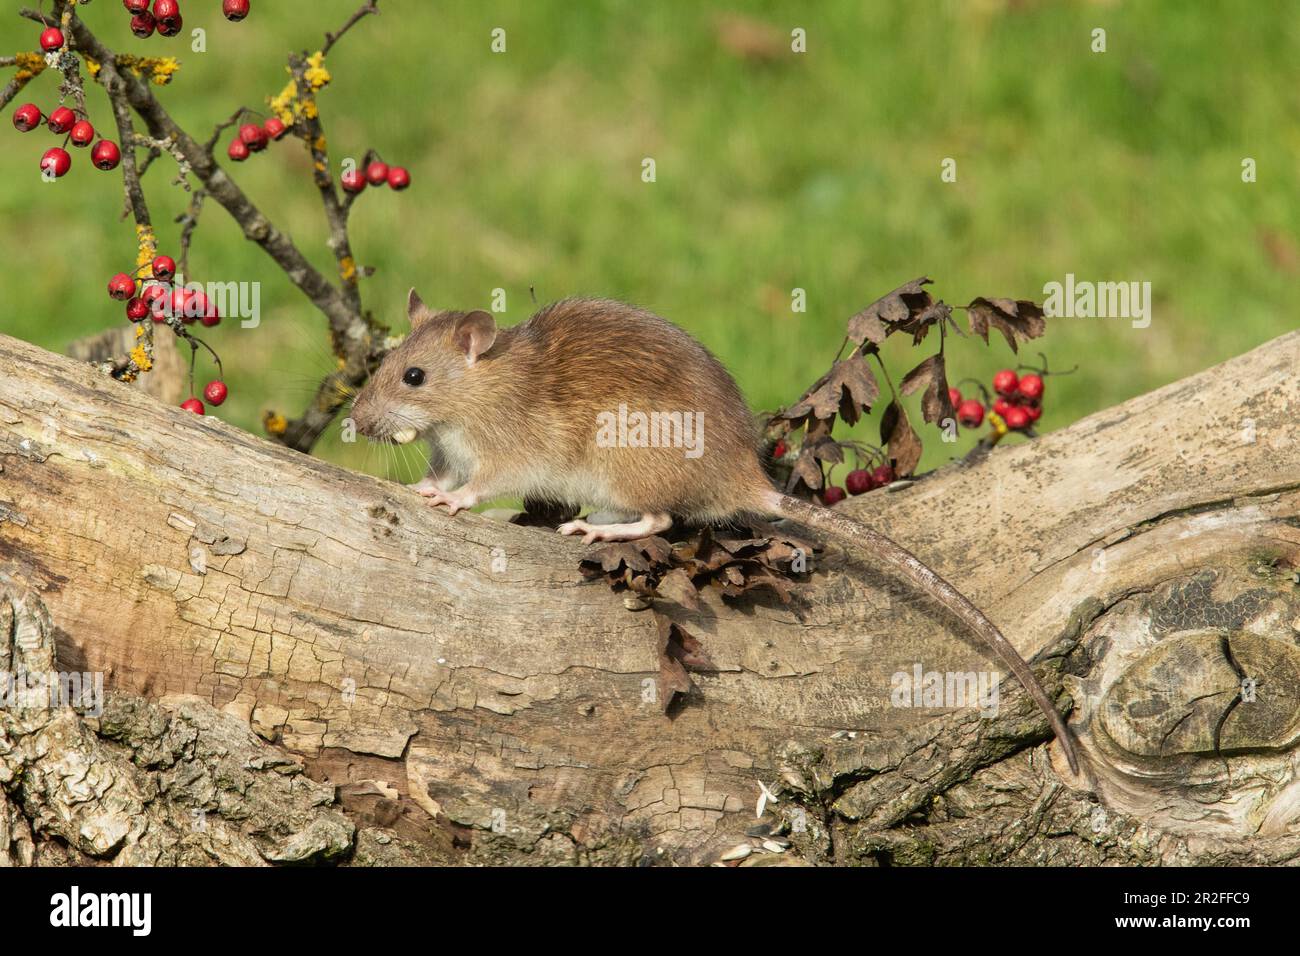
321, 0, 381, 56
175, 189, 206, 277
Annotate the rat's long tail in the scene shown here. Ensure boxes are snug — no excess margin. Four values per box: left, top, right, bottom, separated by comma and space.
765, 490, 1080, 774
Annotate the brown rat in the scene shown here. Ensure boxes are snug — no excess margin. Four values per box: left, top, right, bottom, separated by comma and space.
351, 290, 1080, 773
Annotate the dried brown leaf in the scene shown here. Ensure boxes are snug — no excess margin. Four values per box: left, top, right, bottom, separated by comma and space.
899, 353, 953, 425
656, 616, 694, 713
657, 569, 700, 611
880, 400, 923, 477
847, 277, 934, 346
784, 354, 879, 425
966, 297, 1046, 353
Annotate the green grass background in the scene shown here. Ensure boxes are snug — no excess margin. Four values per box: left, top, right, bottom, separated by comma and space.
1, 0, 1296, 484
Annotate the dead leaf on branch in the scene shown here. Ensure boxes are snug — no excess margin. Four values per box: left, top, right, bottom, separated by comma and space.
880, 400, 923, 477
783, 354, 879, 426
847, 277, 957, 347
900, 353, 954, 425
966, 297, 1046, 353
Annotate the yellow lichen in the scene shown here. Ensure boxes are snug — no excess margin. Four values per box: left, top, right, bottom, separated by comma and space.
313, 135, 327, 153
135, 225, 158, 271
129, 344, 153, 373
83, 54, 180, 85
265, 51, 329, 127
339, 257, 357, 283
303, 51, 331, 90
13, 51, 46, 82
263, 411, 288, 436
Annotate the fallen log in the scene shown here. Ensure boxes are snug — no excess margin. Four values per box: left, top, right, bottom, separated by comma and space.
2, 330, 1299, 865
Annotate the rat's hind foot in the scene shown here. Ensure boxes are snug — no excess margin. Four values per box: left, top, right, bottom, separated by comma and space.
421, 487, 480, 516
558, 512, 672, 545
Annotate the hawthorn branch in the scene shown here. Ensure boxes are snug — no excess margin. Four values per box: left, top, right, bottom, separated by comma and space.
175, 189, 205, 278
96, 55, 157, 381
34, 3, 387, 451
322, 0, 381, 56
288, 52, 362, 315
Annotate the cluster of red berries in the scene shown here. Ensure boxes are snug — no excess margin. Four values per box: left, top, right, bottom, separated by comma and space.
12, 101, 121, 178
951, 369, 1046, 433
227, 115, 289, 161
771, 439, 895, 506
825, 463, 894, 505
122, 0, 251, 40
340, 157, 412, 194
107, 254, 223, 327
181, 379, 227, 416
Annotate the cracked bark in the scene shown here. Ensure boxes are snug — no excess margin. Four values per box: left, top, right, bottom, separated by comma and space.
3, 331, 1300, 865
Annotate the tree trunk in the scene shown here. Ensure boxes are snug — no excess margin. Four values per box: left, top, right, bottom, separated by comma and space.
2, 330, 1299, 866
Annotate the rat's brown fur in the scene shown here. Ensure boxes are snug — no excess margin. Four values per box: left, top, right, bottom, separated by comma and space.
351, 291, 1081, 774
352, 293, 772, 521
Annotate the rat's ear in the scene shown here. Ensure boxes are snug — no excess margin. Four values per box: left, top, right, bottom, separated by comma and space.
453, 310, 498, 367
407, 288, 437, 330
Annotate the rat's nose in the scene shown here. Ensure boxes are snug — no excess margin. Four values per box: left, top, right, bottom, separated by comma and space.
349, 394, 376, 437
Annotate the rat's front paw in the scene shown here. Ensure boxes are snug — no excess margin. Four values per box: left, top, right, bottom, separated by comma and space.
407, 476, 447, 496
423, 488, 479, 516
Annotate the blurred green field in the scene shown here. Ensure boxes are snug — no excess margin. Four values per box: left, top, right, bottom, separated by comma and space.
1, 0, 1296, 485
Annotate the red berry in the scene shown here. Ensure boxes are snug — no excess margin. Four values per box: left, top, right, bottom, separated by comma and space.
772, 439, 787, 459
1004, 406, 1031, 431
263, 116, 287, 141
40, 27, 65, 52
992, 397, 1011, 418
845, 469, 875, 496
1025, 403, 1042, 422
956, 399, 984, 427
947, 386, 962, 407
365, 160, 389, 186
124, 0, 150, 12
12, 103, 41, 132
180, 398, 205, 415
126, 297, 150, 322
156, 2, 183, 37
46, 107, 75, 134
992, 369, 1019, 396
222, 0, 250, 21
141, 282, 168, 309
871, 464, 895, 487
386, 166, 411, 190
227, 138, 250, 162
1017, 373, 1044, 401
40, 147, 71, 178
191, 290, 220, 327
92, 140, 121, 170
823, 486, 846, 506
340, 168, 367, 193
152, 255, 176, 280
69, 120, 95, 147
170, 287, 196, 323
203, 381, 228, 406
143, 283, 170, 322
239, 123, 267, 151
107, 273, 136, 300
130, 12, 156, 37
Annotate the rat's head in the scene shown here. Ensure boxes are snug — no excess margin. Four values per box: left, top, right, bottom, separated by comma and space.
351, 288, 499, 445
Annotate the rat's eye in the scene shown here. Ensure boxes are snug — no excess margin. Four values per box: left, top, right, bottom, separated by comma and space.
403, 367, 426, 387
